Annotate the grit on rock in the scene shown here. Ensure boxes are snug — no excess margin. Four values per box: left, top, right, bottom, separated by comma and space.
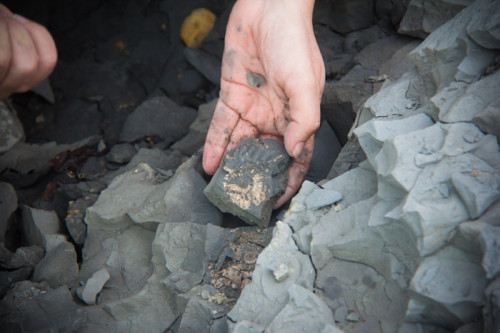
0, 0, 499, 332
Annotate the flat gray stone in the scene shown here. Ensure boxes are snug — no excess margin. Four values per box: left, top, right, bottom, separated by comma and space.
204, 138, 291, 227
305, 189, 343, 210
77, 268, 110, 305
119, 96, 197, 143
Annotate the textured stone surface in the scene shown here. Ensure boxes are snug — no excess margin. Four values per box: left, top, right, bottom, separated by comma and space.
105, 143, 137, 164
398, 0, 473, 39
0, 282, 85, 332
172, 98, 217, 155
466, 0, 500, 49
0, 182, 17, 243
21, 206, 63, 250
0, 101, 24, 154
204, 138, 291, 227
266, 284, 337, 333
228, 222, 315, 328
32, 240, 79, 289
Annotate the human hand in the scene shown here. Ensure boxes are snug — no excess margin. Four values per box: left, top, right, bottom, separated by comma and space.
202, 0, 325, 208
0, 4, 57, 99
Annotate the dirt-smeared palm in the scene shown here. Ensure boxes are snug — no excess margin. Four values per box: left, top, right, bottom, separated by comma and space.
203, 0, 325, 208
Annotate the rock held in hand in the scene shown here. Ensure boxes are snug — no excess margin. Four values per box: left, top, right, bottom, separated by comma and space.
204, 138, 291, 227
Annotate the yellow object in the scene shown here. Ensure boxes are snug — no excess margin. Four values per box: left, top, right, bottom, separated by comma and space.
180, 8, 216, 48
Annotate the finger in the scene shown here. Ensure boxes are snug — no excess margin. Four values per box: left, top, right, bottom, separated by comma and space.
283, 75, 321, 159
225, 117, 259, 153
274, 135, 314, 208
203, 98, 240, 175
1, 16, 38, 93
12, 15, 57, 91
0, 15, 12, 88
0, 4, 13, 15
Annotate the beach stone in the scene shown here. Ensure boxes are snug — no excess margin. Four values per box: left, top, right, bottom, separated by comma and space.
0, 101, 24, 154
204, 138, 291, 228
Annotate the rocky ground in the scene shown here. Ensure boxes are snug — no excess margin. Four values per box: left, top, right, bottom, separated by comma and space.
0, 0, 499, 332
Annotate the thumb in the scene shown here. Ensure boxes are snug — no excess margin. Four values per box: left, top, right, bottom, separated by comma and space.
283, 81, 321, 159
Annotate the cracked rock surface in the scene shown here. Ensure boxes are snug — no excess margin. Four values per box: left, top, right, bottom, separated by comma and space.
0, 0, 499, 332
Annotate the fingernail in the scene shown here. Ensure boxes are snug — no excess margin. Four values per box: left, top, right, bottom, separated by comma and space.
293, 142, 304, 158
13, 14, 30, 24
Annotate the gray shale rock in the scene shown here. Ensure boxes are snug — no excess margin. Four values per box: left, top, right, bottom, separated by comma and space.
204, 138, 291, 227
0, 182, 17, 243
77, 268, 110, 305
119, 96, 197, 143
398, 0, 473, 39
0, 101, 23, 154
0, 282, 86, 332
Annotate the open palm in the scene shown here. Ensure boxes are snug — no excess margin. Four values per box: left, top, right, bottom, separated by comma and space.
203, 0, 325, 207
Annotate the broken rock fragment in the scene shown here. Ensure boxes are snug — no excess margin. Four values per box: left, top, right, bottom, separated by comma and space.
204, 138, 291, 227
